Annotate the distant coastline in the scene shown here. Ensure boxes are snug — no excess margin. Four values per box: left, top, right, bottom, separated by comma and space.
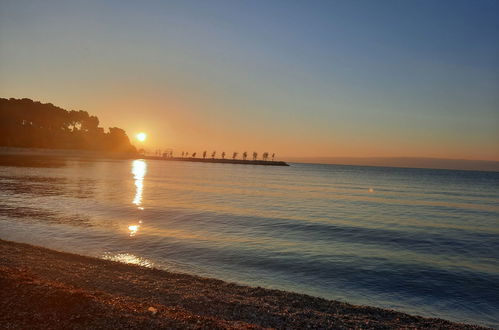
4, 147, 499, 172
285, 156, 499, 172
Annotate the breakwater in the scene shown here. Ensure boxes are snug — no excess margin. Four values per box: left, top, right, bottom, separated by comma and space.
144, 156, 289, 166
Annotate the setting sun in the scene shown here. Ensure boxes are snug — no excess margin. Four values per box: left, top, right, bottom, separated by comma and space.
1, 1, 499, 328
136, 132, 147, 142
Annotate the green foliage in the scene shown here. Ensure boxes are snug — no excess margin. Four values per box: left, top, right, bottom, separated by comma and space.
0, 98, 136, 153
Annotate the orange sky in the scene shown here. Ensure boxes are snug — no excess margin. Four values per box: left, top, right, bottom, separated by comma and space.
1, 1, 498, 162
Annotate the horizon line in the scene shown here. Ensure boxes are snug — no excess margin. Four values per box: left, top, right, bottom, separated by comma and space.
281, 156, 499, 172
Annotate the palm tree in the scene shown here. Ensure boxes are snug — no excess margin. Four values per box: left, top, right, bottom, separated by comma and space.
221, 151, 226, 159
203, 151, 207, 159
181, 151, 185, 158
211, 151, 216, 159
262, 152, 269, 161
232, 152, 238, 160
272, 153, 275, 161
192, 152, 197, 158
185, 152, 189, 158
242, 152, 247, 160
252, 152, 258, 161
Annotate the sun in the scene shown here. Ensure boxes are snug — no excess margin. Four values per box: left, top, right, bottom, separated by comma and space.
136, 132, 147, 142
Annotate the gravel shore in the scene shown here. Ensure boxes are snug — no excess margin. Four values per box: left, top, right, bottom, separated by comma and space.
0, 239, 487, 329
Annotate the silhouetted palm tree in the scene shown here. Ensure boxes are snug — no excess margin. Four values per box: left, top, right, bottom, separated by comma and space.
262, 152, 269, 161
211, 151, 216, 159
252, 152, 258, 161
192, 152, 197, 158
232, 152, 238, 160
203, 151, 207, 159
242, 152, 247, 160
221, 151, 226, 159
272, 153, 275, 161
181, 151, 185, 158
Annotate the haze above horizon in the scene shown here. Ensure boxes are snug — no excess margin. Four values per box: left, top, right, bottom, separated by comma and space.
1, 0, 498, 163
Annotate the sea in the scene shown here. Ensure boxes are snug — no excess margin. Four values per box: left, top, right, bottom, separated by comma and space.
0, 155, 498, 328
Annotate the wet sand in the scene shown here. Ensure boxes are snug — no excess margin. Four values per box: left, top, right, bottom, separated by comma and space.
0, 239, 486, 329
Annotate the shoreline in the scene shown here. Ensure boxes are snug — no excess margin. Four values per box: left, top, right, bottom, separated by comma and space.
0, 239, 486, 329
0, 146, 138, 159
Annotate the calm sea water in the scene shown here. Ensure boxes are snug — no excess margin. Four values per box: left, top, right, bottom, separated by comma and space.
0, 155, 498, 327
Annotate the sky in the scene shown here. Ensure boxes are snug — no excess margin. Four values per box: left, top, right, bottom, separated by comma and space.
1, 0, 498, 161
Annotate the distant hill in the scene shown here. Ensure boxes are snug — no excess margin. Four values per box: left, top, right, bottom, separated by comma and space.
285, 156, 499, 172
0, 98, 136, 154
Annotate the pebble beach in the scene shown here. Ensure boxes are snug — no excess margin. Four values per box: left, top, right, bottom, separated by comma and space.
0, 239, 487, 329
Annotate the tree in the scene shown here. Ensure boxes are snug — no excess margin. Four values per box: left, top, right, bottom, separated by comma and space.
203, 150, 207, 159
252, 152, 258, 161
211, 151, 216, 159
242, 151, 248, 160
107, 127, 135, 152
68, 110, 82, 131
262, 152, 269, 161
221, 151, 226, 159
181, 151, 185, 158
82, 115, 99, 132
232, 152, 238, 159
192, 152, 197, 158
272, 153, 275, 161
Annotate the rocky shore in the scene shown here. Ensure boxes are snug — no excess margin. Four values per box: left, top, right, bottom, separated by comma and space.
0, 239, 487, 329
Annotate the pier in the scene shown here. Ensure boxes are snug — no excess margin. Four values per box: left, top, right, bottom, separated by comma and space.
144, 156, 289, 166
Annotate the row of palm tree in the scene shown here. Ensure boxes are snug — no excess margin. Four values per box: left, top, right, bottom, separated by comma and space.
179, 151, 276, 161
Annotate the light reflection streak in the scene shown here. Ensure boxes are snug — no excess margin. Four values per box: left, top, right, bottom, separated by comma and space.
129, 160, 147, 236
103, 253, 153, 268
132, 160, 147, 206
128, 224, 139, 236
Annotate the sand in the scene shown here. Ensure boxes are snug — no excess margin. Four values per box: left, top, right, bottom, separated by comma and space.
0, 239, 487, 329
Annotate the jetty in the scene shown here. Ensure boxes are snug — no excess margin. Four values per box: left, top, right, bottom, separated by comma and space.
144, 156, 289, 166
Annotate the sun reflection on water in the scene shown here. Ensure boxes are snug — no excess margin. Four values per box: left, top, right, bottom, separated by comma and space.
128, 224, 139, 236
132, 160, 147, 206
103, 253, 153, 268
130, 159, 147, 236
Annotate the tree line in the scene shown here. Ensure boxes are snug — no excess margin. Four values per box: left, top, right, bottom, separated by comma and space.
0, 98, 136, 153
177, 150, 275, 161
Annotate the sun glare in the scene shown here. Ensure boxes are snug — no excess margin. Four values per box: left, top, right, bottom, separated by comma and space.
136, 132, 147, 142
128, 224, 139, 236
